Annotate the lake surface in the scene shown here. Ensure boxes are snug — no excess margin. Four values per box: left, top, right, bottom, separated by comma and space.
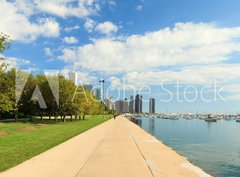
133, 117, 240, 177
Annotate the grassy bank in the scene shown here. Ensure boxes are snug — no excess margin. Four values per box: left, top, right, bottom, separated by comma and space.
0, 115, 112, 172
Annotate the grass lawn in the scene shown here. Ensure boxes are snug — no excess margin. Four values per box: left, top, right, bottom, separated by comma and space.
0, 115, 112, 172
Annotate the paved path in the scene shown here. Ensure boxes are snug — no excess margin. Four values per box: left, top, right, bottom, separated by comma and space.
0, 116, 211, 177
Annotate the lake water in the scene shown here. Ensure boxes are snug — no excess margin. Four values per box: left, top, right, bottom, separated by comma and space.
133, 117, 240, 177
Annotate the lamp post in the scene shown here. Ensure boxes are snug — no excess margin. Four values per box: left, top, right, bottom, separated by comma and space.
99, 79, 105, 104
99, 79, 105, 118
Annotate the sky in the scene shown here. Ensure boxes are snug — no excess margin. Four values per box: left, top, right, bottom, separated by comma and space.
1, 0, 240, 113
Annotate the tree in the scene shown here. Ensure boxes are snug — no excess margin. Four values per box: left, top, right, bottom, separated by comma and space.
0, 33, 14, 116
0, 33, 11, 53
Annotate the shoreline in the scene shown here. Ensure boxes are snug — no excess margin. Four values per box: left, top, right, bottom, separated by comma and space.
126, 115, 211, 177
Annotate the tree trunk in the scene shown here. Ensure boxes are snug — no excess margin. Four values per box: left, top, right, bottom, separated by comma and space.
54, 115, 57, 123
14, 112, 18, 121
40, 111, 43, 121
83, 114, 85, 120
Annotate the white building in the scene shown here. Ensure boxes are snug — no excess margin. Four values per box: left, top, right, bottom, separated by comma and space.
68, 72, 78, 86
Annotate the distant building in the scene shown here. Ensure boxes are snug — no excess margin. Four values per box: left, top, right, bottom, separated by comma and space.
115, 100, 122, 113
135, 94, 142, 113
105, 98, 114, 110
93, 86, 101, 101
115, 99, 129, 113
149, 98, 155, 114
68, 72, 78, 85
123, 98, 129, 113
129, 95, 134, 113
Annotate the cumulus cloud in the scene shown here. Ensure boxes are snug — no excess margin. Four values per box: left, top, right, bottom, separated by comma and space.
34, 0, 100, 18
58, 48, 78, 62
95, 21, 118, 35
84, 18, 96, 32
0, 0, 103, 42
112, 64, 240, 87
63, 36, 79, 44
225, 94, 240, 101
0, 54, 31, 69
58, 22, 240, 73
64, 25, 80, 32
0, 0, 60, 42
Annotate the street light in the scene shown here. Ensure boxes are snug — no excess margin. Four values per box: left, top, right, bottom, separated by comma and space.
99, 79, 105, 118
99, 79, 105, 104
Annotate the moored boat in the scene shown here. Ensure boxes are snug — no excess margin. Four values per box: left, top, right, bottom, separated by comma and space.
205, 115, 217, 122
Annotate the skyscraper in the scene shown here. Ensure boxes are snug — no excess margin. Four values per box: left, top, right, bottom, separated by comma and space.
68, 72, 78, 86
115, 99, 129, 113
93, 86, 101, 101
129, 95, 134, 113
104, 98, 114, 110
135, 94, 142, 113
149, 98, 155, 114
123, 98, 129, 113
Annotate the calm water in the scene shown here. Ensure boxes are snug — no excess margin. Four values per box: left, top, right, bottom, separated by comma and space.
133, 117, 240, 177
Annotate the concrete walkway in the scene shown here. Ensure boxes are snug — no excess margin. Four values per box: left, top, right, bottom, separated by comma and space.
0, 116, 211, 177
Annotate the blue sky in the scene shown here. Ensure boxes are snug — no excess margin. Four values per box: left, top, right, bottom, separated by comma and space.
1, 0, 240, 113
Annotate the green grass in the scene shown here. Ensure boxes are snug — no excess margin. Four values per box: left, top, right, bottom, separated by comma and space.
0, 115, 112, 172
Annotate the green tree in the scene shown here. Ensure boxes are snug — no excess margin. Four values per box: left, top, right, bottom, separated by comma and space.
0, 33, 14, 116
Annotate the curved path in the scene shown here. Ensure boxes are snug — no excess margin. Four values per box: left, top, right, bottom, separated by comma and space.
0, 116, 211, 177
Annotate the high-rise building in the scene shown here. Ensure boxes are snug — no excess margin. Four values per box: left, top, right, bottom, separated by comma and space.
149, 98, 155, 114
104, 98, 114, 110
93, 86, 101, 101
135, 94, 142, 113
115, 99, 129, 113
68, 72, 78, 85
115, 100, 122, 113
129, 95, 134, 113
123, 98, 129, 113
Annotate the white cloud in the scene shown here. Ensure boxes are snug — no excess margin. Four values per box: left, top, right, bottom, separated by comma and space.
0, 0, 60, 42
84, 18, 96, 32
222, 84, 240, 93
225, 94, 240, 101
63, 36, 79, 44
34, 0, 100, 18
58, 22, 240, 73
0, 55, 31, 68
115, 64, 240, 87
77, 71, 97, 84
64, 25, 80, 32
136, 5, 143, 11
0, 0, 103, 42
58, 48, 78, 62
95, 21, 118, 35
44, 48, 53, 56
